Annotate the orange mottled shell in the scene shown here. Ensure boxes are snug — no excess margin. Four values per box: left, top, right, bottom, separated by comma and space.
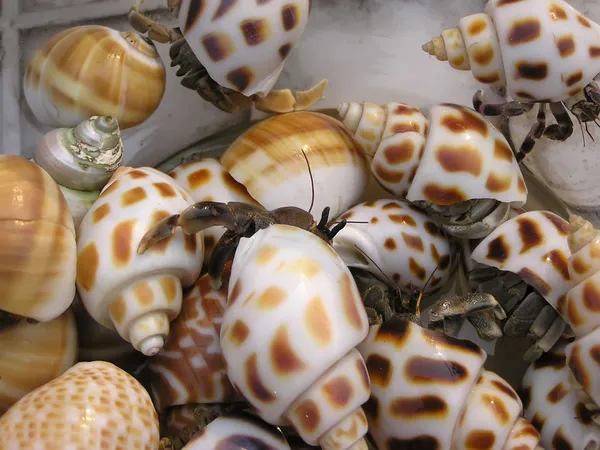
0, 155, 76, 321
23, 26, 166, 129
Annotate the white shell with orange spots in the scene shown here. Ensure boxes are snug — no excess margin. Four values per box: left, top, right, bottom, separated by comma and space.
424, 0, 600, 103
331, 199, 453, 294
76, 166, 203, 356
471, 210, 574, 313
169, 158, 259, 268
357, 319, 541, 450
182, 413, 291, 450
0, 361, 159, 449
177, 0, 311, 97
338, 102, 527, 206
521, 340, 600, 449
220, 224, 370, 450
147, 273, 239, 411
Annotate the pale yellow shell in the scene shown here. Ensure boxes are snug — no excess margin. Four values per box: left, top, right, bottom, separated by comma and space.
0, 361, 159, 449
0, 155, 77, 322
24, 25, 166, 130
0, 309, 77, 415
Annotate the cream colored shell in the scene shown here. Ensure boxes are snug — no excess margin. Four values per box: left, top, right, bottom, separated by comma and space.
521, 340, 600, 449
220, 112, 370, 221
0, 309, 77, 415
357, 319, 541, 450
169, 158, 259, 267
76, 166, 203, 356
24, 25, 166, 129
0, 361, 159, 449
148, 273, 239, 411
423, 0, 600, 103
471, 210, 574, 313
0, 155, 76, 322
220, 224, 370, 450
332, 199, 453, 294
177, 0, 310, 97
338, 102, 527, 206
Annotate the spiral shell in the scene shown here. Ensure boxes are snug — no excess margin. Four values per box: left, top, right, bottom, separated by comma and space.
76, 166, 203, 356
0, 309, 77, 415
0, 155, 76, 322
177, 0, 310, 97
220, 112, 369, 222
332, 199, 454, 294
337, 102, 527, 206
422, 0, 600, 103
24, 25, 166, 129
220, 224, 370, 450
358, 319, 542, 450
0, 361, 159, 449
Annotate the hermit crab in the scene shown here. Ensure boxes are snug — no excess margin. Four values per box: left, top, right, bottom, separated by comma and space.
422, 0, 600, 160
128, 0, 328, 113
465, 210, 575, 361
358, 318, 543, 450
337, 101, 528, 239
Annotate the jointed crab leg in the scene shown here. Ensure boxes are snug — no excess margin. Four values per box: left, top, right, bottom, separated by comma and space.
128, 1, 182, 44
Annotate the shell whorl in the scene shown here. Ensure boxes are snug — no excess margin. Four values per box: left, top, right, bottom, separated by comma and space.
568, 215, 596, 254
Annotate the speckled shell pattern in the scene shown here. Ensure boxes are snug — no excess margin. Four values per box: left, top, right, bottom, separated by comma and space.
169, 158, 260, 267
471, 210, 573, 313
165, 404, 199, 440
521, 340, 600, 449
337, 102, 527, 206
357, 319, 541, 450
75, 166, 203, 354
0, 155, 77, 322
178, 0, 310, 97
182, 413, 291, 450
23, 25, 166, 129
332, 199, 453, 294
0, 361, 159, 449
219, 224, 370, 450
0, 309, 77, 415
220, 112, 369, 221
427, 0, 600, 103
148, 274, 238, 411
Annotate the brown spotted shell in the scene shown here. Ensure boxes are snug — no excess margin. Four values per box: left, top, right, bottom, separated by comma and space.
0, 155, 77, 322
0, 361, 159, 449
177, 0, 310, 97
357, 319, 542, 450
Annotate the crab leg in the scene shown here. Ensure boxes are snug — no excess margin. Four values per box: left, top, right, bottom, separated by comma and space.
207, 230, 241, 290
472, 89, 535, 117
128, 1, 182, 44
253, 79, 329, 114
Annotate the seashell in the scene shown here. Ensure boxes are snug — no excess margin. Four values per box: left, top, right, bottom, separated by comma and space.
331, 199, 454, 295
181, 412, 291, 450
0, 361, 159, 449
520, 339, 600, 449
169, 158, 259, 267
220, 112, 370, 222
148, 273, 239, 411
0, 309, 77, 415
422, 0, 600, 103
24, 25, 166, 129
358, 318, 542, 450
165, 404, 200, 441
76, 166, 203, 356
220, 224, 370, 450
0, 155, 76, 324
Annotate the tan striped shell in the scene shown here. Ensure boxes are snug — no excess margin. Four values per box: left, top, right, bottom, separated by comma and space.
24, 25, 166, 129
0, 155, 77, 322
220, 112, 370, 221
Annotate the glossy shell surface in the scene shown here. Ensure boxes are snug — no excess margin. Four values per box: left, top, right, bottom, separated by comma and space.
220, 224, 370, 448
177, 0, 310, 97
332, 199, 453, 293
471, 210, 573, 312
220, 111, 369, 221
148, 273, 238, 411
24, 25, 166, 129
0, 361, 159, 449
0, 155, 76, 322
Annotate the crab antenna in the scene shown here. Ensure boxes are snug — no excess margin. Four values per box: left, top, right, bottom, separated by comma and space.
585, 122, 595, 142
422, 265, 440, 294
317, 206, 330, 231
300, 149, 315, 215
352, 244, 396, 288
327, 220, 347, 240
577, 116, 586, 147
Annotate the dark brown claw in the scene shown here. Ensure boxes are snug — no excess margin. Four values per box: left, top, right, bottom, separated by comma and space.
137, 214, 181, 254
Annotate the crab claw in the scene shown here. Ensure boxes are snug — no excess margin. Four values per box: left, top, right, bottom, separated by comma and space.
137, 214, 181, 254
253, 79, 329, 114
